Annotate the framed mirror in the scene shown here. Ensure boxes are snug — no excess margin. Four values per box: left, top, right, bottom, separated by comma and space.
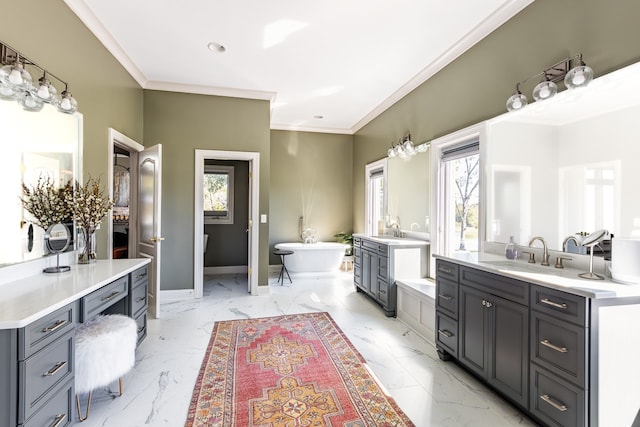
0, 101, 81, 268
485, 61, 640, 254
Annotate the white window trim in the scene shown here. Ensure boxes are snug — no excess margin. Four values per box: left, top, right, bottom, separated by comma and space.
204, 164, 234, 224
430, 122, 487, 273
365, 158, 387, 236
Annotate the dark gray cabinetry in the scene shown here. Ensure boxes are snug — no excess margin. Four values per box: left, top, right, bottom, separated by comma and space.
353, 237, 394, 316
529, 285, 587, 427
458, 267, 529, 409
435, 260, 459, 359
129, 265, 149, 345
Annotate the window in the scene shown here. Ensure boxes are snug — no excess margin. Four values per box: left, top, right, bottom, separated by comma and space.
441, 140, 480, 253
204, 165, 234, 224
365, 159, 386, 236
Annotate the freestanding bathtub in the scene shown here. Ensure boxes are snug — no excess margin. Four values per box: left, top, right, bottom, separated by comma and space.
274, 242, 349, 273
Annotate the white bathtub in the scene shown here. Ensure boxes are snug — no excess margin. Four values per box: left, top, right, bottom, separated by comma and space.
274, 242, 349, 273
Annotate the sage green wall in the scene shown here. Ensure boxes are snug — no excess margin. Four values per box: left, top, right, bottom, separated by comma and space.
1, 1, 144, 255
353, 0, 640, 233
143, 90, 270, 290
270, 130, 353, 264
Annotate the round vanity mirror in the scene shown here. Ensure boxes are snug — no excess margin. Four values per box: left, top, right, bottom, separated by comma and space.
43, 223, 71, 273
579, 229, 608, 280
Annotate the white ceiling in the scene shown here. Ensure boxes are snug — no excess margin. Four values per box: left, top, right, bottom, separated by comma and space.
65, 0, 532, 134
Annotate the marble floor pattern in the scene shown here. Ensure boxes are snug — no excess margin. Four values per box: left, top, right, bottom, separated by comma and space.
77, 272, 537, 427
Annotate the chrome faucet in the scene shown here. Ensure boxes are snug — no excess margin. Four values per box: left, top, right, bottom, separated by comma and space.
562, 235, 580, 252
528, 236, 550, 266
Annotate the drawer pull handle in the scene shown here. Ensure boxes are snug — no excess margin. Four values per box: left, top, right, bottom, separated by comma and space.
541, 298, 567, 309
439, 267, 452, 274
136, 272, 148, 279
438, 329, 453, 338
43, 361, 67, 377
540, 339, 568, 353
137, 326, 145, 334
135, 296, 146, 303
42, 319, 68, 333
438, 294, 452, 301
51, 413, 67, 427
540, 394, 568, 412
101, 290, 121, 301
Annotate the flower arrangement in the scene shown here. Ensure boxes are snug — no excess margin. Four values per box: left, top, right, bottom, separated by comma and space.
20, 176, 72, 230
66, 176, 114, 233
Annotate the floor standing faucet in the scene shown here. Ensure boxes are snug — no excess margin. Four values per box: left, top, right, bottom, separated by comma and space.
528, 236, 550, 266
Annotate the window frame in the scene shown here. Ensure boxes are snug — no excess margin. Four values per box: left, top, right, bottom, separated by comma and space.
365, 158, 387, 236
203, 164, 234, 224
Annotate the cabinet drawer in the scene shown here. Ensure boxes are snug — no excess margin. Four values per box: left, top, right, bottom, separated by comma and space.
460, 266, 528, 306
530, 365, 585, 427
23, 379, 73, 427
377, 279, 389, 305
436, 312, 458, 357
354, 247, 362, 265
135, 311, 147, 345
19, 331, 73, 422
531, 311, 586, 387
353, 236, 362, 248
81, 276, 129, 321
435, 259, 458, 282
131, 265, 149, 288
19, 302, 77, 360
362, 239, 379, 251
378, 256, 388, 278
377, 243, 388, 255
130, 280, 148, 318
436, 277, 458, 319
531, 285, 586, 326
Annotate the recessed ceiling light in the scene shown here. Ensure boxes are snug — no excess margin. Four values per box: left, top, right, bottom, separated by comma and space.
207, 42, 226, 53
313, 115, 324, 119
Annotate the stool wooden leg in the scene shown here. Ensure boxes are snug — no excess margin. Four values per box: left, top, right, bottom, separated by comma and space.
76, 391, 93, 422
119, 377, 123, 396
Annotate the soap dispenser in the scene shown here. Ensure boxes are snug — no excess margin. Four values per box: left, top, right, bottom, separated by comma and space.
505, 236, 518, 260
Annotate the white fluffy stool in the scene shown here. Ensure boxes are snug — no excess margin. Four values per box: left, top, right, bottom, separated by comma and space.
75, 314, 137, 422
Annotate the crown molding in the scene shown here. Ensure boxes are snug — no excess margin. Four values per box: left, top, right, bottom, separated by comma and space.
64, 0, 148, 87
351, 0, 534, 133
270, 122, 354, 135
144, 80, 276, 101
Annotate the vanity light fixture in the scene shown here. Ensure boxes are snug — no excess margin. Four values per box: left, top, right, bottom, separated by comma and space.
388, 134, 423, 158
0, 40, 78, 114
506, 53, 592, 112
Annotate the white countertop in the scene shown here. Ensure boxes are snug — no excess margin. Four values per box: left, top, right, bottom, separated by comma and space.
354, 234, 430, 246
435, 252, 640, 300
0, 258, 150, 329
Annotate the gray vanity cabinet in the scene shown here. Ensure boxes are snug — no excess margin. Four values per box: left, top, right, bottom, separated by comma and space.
458, 267, 529, 409
129, 265, 149, 345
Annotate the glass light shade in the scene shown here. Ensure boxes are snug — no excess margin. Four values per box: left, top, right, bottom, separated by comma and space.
395, 144, 406, 158
35, 76, 57, 103
506, 91, 528, 111
533, 80, 558, 101
0, 81, 17, 100
565, 63, 594, 89
416, 143, 428, 153
56, 90, 78, 114
0, 62, 32, 90
402, 139, 415, 155
18, 91, 44, 112
387, 146, 397, 158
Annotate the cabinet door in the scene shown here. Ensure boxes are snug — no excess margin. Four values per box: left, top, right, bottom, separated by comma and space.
362, 250, 371, 293
368, 252, 379, 295
459, 285, 489, 377
489, 293, 529, 409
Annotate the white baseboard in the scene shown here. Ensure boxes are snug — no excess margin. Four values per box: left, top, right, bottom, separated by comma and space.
161, 288, 195, 302
204, 265, 248, 275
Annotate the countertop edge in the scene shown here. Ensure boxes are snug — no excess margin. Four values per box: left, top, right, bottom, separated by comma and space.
0, 258, 151, 329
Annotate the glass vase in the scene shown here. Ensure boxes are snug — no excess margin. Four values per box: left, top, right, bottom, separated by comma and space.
78, 227, 96, 264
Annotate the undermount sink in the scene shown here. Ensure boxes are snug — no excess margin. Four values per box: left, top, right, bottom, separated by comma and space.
480, 259, 550, 273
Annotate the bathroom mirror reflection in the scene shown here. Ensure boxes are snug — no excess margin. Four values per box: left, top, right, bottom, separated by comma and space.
386, 148, 430, 236
0, 101, 81, 267
485, 60, 640, 252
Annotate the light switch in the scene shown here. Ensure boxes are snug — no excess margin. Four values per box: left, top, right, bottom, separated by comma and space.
261, 214, 267, 223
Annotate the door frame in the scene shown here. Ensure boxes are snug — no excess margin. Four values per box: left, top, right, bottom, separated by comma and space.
194, 149, 260, 297
106, 128, 144, 259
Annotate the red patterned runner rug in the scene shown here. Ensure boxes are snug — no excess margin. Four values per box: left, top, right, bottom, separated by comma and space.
186, 312, 415, 426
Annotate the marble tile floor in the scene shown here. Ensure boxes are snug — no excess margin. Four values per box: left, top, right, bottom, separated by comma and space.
77, 272, 537, 427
